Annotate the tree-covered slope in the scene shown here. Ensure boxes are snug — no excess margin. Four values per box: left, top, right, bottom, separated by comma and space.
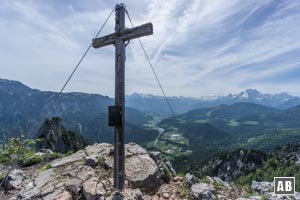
0, 79, 156, 145
159, 102, 300, 164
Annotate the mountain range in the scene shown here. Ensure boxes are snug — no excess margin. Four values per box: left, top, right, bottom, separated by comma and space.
0, 78, 156, 144
126, 89, 299, 115
1, 77, 300, 159
158, 102, 300, 168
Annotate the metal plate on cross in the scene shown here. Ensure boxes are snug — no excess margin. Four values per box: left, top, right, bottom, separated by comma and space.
108, 106, 122, 127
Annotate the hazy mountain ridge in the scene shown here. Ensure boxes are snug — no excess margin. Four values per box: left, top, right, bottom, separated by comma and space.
0, 78, 156, 144
158, 102, 300, 168
127, 89, 298, 115
2, 78, 300, 156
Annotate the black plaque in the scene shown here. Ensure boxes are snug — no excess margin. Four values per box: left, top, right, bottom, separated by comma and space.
108, 106, 122, 127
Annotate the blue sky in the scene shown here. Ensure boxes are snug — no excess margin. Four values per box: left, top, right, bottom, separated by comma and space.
1, 0, 300, 97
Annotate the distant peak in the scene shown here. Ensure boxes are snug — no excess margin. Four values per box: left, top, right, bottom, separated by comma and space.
129, 93, 155, 98
0, 78, 35, 93
245, 89, 261, 94
0, 78, 11, 82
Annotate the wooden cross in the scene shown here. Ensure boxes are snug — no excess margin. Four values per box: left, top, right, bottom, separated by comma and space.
92, 3, 153, 191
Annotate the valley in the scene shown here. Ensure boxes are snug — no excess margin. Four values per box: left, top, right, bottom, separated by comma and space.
2, 78, 300, 193
2, 78, 300, 163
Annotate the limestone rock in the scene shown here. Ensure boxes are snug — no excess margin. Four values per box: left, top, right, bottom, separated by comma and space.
85, 155, 98, 167
124, 188, 144, 200
235, 197, 262, 200
6, 169, 27, 190
201, 150, 267, 182
83, 177, 105, 200
164, 160, 176, 176
104, 157, 114, 170
43, 188, 66, 200
126, 142, 148, 156
65, 177, 83, 195
150, 151, 161, 163
19, 169, 57, 199
184, 173, 199, 187
163, 192, 169, 199
36, 117, 88, 153
55, 190, 72, 200
125, 148, 161, 192
85, 143, 113, 157
150, 151, 176, 184
264, 192, 300, 200
50, 150, 86, 167
190, 183, 216, 200
251, 181, 273, 194
18, 142, 163, 199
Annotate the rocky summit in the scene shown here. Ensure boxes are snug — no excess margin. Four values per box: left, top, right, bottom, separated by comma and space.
36, 117, 89, 153
17, 142, 176, 200
1, 143, 300, 200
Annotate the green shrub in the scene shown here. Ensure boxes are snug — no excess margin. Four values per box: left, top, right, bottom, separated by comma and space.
65, 150, 74, 156
40, 163, 52, 172
0, 172, 6, 183
237, 156, 300, 192
98, 156, 105, 166
0, 136, 64, 168
21, 155, 42, 167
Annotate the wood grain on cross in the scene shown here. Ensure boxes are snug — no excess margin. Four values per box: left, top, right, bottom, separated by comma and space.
92, 3, 153, 191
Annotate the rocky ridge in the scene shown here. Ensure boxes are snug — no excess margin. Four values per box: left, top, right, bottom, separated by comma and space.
36, 117, 89, 153
201, 149, 267, 182
1, 143, 300, 200
18, 142, 166, 199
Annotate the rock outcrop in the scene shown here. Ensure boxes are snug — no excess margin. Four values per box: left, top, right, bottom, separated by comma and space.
274, 143, 300, 166
150, 151, 176, 184
201, 149, 267, 182
1, 143, 299, 200
248, 181, 300, 200
18, 142, 162, 199
184, 173, 199, 187
190, 183, 216, 200
6, 169, 27, 190
251, 181, 273, 194
36, 117, 89, 153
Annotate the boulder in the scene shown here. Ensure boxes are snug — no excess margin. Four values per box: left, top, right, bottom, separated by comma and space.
235, 197, 262, 200
264, 192, 300, 200
83, 177, 105, 200
190, 183, 216, 200
124, 188, 144, 200
150, 151, 161, 163
184, 173, 199, 187
125, 143, 161, 192
164, 160, 176, 176
251, 181, 273, 194
6, 169, 27, 190
212, 176, 230, 188
150, 151, 176, 184
55, 190, 72, 200
85, 155, 98, 167
19, 169, 57, 199
50, 150, 86, 168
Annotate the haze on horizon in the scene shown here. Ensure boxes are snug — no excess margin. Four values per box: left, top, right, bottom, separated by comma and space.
1, 0, 300, 97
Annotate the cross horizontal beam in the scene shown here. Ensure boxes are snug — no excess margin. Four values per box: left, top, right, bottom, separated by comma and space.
92, 22, 153, 48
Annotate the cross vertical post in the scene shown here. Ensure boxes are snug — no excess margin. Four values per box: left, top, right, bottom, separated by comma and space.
114, 3, 126, 191
92, 3, 153, 191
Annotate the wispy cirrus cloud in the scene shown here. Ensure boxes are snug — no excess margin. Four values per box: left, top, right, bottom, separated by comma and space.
0, 0, 300, 97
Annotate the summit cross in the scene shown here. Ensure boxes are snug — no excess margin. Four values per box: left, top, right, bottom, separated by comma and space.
92, 3, 153, 191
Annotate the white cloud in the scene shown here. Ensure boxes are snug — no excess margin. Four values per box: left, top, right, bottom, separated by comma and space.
1, 0, 300, 97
